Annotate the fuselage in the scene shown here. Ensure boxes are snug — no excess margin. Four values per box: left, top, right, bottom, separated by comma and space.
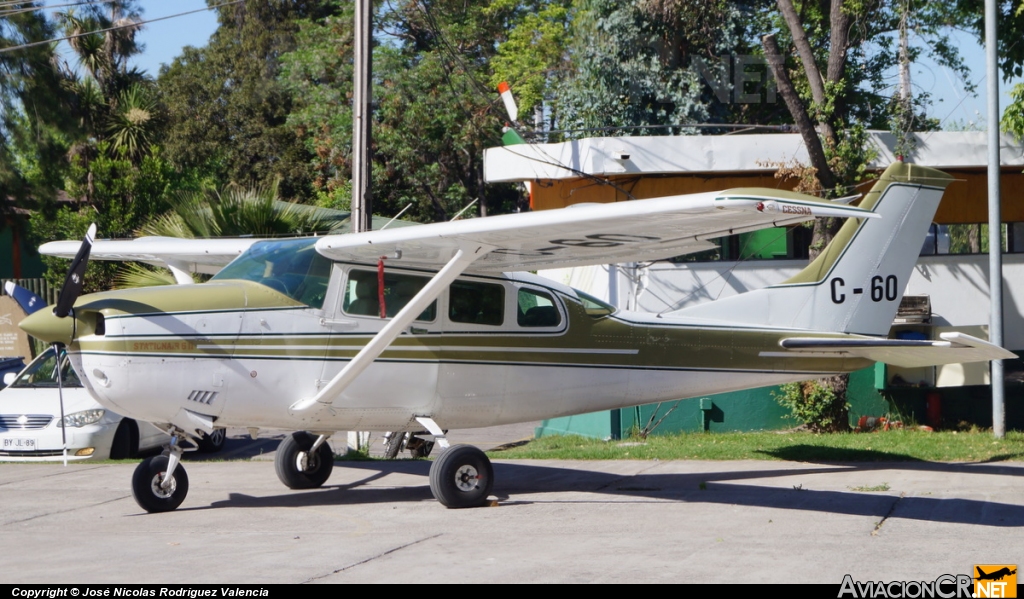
37, 248, 869, 434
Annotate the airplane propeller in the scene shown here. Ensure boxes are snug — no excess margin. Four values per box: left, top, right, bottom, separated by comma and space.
3, 281, 45, 315
53, 223, 96, 319
49, 223, 97, 466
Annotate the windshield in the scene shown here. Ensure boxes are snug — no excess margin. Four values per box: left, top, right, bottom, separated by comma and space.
212, 238, 332, 308
10, 347, 82, 389
573, 288, 616, 317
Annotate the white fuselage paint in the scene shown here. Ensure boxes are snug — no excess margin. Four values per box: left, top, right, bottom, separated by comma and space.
69, 268, 827, 434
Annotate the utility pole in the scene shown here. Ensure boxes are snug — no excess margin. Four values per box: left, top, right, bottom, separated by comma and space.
985, 0, 1005, 438
351, 0, 373, 233
348, 0, 373, 454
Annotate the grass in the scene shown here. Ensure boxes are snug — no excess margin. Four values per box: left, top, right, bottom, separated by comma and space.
488, 429, 1024, 463
849, 483, 891, 492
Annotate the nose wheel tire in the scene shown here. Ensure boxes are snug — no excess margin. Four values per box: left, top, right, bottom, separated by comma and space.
131, 455, 189, 513
275, 431, 335, 489
429, 444, 493, 509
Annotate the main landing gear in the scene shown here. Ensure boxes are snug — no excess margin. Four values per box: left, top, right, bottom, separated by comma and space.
274, 431, 334, 489
429, 444, 493, 509
130, 424, 495, 513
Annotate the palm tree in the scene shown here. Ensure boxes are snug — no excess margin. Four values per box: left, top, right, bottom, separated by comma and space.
54, 1, 154, 166
116, 180, 339, 289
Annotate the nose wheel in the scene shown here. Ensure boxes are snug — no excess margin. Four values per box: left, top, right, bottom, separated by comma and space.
428, 444, 493, 508
131, 437, 189, 513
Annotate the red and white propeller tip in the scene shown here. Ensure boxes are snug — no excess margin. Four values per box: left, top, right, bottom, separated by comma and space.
498, 81, 518, 123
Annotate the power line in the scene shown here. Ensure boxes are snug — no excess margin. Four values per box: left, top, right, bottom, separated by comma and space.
0, 1, 115, 19
0, 0, 244, 54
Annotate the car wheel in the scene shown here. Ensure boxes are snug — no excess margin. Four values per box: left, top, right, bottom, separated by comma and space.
196, 428, 226, 453
110, 419, 138, 460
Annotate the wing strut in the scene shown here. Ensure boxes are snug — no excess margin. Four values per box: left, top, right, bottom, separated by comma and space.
290, 243, 495, 418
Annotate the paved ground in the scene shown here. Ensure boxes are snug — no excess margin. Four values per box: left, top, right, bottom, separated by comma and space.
1, 425, 1022, 584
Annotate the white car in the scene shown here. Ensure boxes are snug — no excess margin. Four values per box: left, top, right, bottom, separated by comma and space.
0, 348, 226, 461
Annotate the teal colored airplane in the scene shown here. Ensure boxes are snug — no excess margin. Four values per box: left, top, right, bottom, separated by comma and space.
20, 162, 1011, 513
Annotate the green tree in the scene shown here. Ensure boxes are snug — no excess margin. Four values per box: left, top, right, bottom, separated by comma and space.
554, 0, 754, 134
0, 6, 77, 229
759, 0, 977, 430
280, 0, 525, 222
28, 144, 182, 293
158, 0, 341, 200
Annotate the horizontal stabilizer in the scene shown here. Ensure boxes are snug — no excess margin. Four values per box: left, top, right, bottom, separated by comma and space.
778, 333, 1016, 368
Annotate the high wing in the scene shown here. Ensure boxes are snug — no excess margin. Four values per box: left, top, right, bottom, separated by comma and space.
314, 188, 877, 272
39, 236, 261, 282
778, 333, 1015, 368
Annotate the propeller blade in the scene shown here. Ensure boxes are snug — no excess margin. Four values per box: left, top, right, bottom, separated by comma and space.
4, 282, 46, 315
53, 223, 96, 319
498, 81, 518, 123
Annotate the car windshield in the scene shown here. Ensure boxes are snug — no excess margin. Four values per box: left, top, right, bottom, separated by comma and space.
211, 238, 332, 308
9, 348, 82, 389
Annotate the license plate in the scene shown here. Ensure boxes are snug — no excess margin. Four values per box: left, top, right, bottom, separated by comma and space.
3, 437, 37, 450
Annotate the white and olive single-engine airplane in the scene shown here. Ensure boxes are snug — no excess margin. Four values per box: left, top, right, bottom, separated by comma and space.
20, 162, 1013, 512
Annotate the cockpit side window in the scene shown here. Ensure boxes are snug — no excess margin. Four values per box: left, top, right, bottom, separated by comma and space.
342, 269, 436, 321
573, 288, 616, 317
517, 288, 562, 327
212, 238, 332, 308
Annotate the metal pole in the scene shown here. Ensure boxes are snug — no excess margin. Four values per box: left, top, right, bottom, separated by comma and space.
985, 0, 1005, 438
351, 0, 373, 234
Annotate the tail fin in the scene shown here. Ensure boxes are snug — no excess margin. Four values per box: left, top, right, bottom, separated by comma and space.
673, 163, 953, 335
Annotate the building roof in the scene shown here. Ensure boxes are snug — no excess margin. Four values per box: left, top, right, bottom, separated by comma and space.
483, 131, 1024, 183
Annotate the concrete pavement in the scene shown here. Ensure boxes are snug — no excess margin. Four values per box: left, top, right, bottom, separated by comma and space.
0, 427, 1021, 584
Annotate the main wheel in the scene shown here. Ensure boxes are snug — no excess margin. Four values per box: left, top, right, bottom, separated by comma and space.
196, 428, 226, 453
275, 432, 334, 489
429, 444, 493, 509
131, 455, 189, 513
383, 431, 407, 459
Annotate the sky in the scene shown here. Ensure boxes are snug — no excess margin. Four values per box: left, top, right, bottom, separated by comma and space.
47, 0, 1017, 129
128, 0, 219, 75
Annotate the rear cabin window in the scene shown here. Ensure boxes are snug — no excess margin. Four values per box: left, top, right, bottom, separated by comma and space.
343, 269, 436, 321
517, 288, 561, 327
448, 280, 504, 326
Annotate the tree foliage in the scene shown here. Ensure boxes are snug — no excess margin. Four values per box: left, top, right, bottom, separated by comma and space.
158, 0, 340, 200
281, 0, 525, 222
29, 144, 181, 293
555, 0, 755, 134
0, 6, 76, 224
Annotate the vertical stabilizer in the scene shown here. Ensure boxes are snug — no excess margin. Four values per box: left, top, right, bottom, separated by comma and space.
673, 163, 953, 335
